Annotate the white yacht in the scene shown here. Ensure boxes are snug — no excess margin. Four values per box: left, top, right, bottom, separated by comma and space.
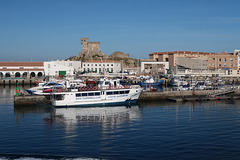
50, 78, 143, 107
26, 82, 65, 95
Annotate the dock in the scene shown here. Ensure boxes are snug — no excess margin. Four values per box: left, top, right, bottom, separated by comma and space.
13, 87, 240, 106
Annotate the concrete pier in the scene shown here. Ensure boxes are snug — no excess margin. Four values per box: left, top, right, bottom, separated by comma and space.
138, 89, 240, 101
14, 95, 51, 106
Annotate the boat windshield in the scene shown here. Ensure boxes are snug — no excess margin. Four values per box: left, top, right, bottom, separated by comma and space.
53, 94, 65, 100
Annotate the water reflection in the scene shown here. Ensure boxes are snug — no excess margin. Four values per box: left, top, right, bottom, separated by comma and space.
14, 104, 142, 128
51, 105, 142, 126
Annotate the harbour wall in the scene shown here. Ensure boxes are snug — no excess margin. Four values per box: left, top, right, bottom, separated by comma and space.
138, 89, 240, 101
14, 89, 240, 106
0, 78, 37, 85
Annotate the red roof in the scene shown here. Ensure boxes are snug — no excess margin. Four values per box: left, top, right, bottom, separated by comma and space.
0, 69, 44, 71
0, 62, 44, 67
149, 51, 216, 55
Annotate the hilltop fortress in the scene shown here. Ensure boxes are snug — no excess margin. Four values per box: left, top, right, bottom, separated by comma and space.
78, 38, 108, 60
67, 37, 136, 67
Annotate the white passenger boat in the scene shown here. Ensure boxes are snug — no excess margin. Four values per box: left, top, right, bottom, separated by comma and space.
50, 78, 143, 107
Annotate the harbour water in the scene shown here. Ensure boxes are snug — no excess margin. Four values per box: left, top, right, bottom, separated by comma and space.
1, 85, 240, 159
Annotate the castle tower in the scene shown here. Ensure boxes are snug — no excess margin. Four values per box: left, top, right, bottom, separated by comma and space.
81, 38, 89, 53
78, 37, 107, 61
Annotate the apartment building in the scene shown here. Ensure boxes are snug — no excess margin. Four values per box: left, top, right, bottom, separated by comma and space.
208, 52, 238, 70
149, 51, 216, 68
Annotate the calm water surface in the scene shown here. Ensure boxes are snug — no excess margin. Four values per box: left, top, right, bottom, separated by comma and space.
1, 85, 240, 160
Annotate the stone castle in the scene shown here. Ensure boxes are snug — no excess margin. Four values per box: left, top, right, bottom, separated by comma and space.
78, 38, 108, 60
67, 37, 136, 67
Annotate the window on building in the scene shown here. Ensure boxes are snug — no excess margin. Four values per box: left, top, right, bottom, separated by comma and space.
107, 64, 109, 66
213, 58, 215, 60
88, 64, 89, 66
230, 58, 233, 61
209, 58, 211, 61
224, 63, 226, 67
95, 64, 97, 66
219, 64, 221, 67
224, 58, 226, 62
213, 64, 215, 67
219, 58, 221, 61
209, 64, 211, 66
99, 64, 101, 66
231, 63, 233, 67
111, 64, 113, 66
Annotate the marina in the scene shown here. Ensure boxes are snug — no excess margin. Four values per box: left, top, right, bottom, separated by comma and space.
2, 85, 240, 160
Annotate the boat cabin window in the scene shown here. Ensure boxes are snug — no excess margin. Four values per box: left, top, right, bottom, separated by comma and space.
106, 91, 113, 95
76, 92, 100, 97
95, 92, 100, 96
106, 90, 130, 95
105, 82, 110, 85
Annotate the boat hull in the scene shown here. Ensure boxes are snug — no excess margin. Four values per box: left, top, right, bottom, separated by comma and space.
52, 99, 138, 107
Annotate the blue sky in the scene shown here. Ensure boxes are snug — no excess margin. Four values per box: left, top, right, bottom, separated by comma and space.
1, 0, 240, 61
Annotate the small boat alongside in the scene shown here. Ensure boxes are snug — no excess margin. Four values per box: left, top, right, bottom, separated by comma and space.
26, 82, 65, 95
138, 77, 164, 86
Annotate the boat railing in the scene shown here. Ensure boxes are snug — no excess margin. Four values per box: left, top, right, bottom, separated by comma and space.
51, 85, 135, 93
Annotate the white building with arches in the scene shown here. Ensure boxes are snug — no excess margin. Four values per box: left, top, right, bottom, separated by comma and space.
0, 62, 44, 79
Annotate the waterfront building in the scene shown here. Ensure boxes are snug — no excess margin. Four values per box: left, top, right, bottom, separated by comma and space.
82, 60, 121, 74
123, 66, 138, 75
140, 59, 169, 74
148, 51, 240, 76
0, 62, 44, 78
234, 49, 240, 69
149, 51, 215, 67
208, 51, 238, 70
44, 60, 81, 77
